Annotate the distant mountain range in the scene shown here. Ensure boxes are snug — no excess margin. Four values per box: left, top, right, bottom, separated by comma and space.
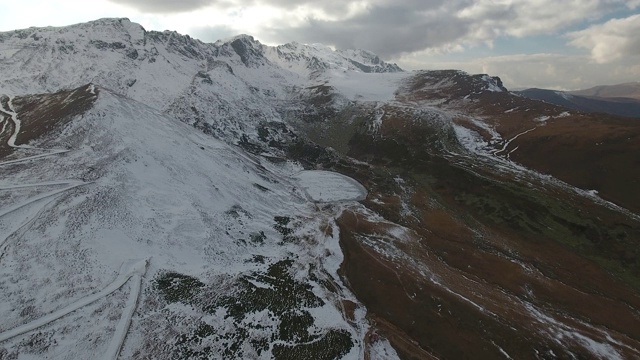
570, 82, 640, 100
515, 83, 640, 118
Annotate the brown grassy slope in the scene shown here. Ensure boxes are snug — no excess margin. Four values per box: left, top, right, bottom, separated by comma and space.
474, 92, 640, 214
0, 84, 97, 160
337, 136, 640, 359
399, 71, 640, 213
285, 81, 640, 358
508, 115, 640, 213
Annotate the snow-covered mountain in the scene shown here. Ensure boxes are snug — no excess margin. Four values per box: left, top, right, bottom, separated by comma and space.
0, 84, 378, 359
0, 18, 402, 142
2, 18, 640, 360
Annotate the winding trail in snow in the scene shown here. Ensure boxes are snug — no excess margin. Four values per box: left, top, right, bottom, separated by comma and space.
4, 97, 26, 149
0, 150, 71, 166
0, 95, 71, 165
0, 96, 35, 150
103, 271, 144, 360
0, 180, 88, 258
0, 93, 145, 355
0, 114, 7, 135
493, 127, 537, 156
0, 259, 148, 343
0, 198, 56, 260
0, 181, 89, 218
0, 180, 87, 191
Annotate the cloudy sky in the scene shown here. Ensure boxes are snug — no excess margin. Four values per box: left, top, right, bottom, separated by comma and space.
1, 0, 639, 90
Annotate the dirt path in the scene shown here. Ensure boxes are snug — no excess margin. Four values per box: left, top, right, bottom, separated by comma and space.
0, 95, 71, 165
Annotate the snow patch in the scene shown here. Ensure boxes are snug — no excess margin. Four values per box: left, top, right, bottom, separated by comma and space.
369, 337, 401, 359
482, 75, 504, 92
453, 125, 491, 155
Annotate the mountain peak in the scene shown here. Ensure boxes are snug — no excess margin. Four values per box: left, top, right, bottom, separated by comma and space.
266, 41, 402, 76
87, 17, 132, 25
67, 17, 144, 34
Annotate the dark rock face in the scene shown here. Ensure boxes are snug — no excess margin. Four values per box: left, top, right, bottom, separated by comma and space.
229, 36, 266, 67
90, 40, 126, 50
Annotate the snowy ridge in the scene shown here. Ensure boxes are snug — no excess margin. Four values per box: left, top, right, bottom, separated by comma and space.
264, 41, 402, 78
0, 18, 403, 143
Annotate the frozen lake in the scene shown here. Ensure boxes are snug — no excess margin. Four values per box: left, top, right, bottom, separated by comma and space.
292, 170, 367, 203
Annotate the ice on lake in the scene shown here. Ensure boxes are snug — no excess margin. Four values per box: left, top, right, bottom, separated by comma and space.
293, 170, 367, 203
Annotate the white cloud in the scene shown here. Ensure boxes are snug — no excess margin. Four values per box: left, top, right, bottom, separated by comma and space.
567, 14, 640, 63
627, 0, 640, 8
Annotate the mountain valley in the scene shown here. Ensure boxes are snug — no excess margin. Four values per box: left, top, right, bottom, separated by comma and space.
0, 18, 639, 360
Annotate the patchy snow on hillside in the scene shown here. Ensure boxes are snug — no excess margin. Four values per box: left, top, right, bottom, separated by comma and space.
453, 124, 492, 155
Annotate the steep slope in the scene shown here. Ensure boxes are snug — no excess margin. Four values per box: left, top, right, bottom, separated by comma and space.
0, 85, 378, 359
281, 69, 640, 359
0, 18, 402, 144
388, 70, 640, 214
516, 88, 640, 118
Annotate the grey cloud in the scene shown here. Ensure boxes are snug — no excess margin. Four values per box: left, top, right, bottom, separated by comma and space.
256, 0, 353, 16
108, 0, 353, 14
264, 2, 469, 57
260, 0, 634, 58
108, 0, 223, 13
110, 0, 636, 61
